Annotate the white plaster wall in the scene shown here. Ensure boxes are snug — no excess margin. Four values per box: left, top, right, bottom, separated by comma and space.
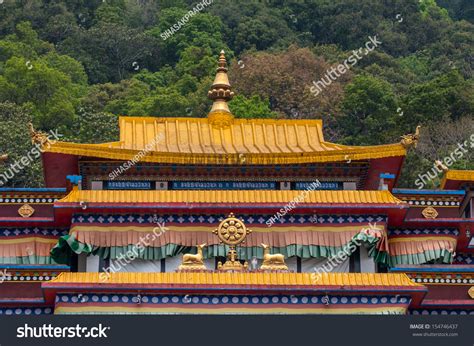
86, 254, 100, 272
360, 245, 376, 273
109, 258, 162, 272
301, 257, 349, 273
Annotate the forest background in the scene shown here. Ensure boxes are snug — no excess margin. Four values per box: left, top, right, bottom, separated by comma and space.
0, 0, 472, 188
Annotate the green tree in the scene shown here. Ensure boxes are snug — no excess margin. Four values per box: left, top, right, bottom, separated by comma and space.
230, 95, 277, 119
69, 108, 119, 144
149, 7, 230, 67
337, 75, 398, 145
0, 102, 43, 187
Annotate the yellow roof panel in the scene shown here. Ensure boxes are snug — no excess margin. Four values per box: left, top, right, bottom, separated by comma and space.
44, 116, 406, 165
440, 169, 474, 188
58, 189, 405, 205
50, 272, 420, 287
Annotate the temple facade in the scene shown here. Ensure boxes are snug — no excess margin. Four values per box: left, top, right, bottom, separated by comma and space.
0, 52, 472, 315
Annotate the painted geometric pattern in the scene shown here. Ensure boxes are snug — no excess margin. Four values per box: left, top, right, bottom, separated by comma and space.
410, 309, 474, 315
0, 228, 68, 237
0, 228, 69, 264
0, 307, 53, 315
1, 271, 62, 282
454, 253, 474, 265
0, 197, 60, 204
54, 293, 411, 315
406, 273, 474, 285
388, 228, 459, 236
71, 214, 387, 225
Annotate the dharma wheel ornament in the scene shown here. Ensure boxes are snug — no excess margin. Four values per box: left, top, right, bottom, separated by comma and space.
213, 212, 251, 271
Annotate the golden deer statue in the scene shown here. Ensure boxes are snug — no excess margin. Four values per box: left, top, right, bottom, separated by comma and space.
178, 243, 208, 271
260, 243, 288, 271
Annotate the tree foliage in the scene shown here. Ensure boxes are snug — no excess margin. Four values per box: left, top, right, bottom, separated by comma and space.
0, 0, 472, 187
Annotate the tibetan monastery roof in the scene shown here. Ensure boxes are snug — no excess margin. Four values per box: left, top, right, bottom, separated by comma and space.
57, 188, 404, 205
441, 169, 474, 189
49, 272, 420, 287
42, 116, 406, 165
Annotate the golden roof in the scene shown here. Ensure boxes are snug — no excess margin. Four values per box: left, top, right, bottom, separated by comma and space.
41, 51, 407, 165
440, 169, 474, 189
50, 272, 420, 287
58, 188, 404, 205
44, 116, 406, 165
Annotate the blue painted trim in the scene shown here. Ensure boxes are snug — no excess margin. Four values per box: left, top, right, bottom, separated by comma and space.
66, 175, 82, 185
0, 265, 69, 270
0, 188, 66, 192
380, 173, 395, 179
393, 189, 465, 195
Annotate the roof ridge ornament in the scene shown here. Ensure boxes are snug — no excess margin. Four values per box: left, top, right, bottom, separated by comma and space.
207, 50, 235, 124
28, 123, 50, 146
400, 125, 421, 149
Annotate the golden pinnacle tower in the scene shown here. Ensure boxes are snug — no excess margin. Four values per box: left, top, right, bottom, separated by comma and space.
207, 50, 235, 124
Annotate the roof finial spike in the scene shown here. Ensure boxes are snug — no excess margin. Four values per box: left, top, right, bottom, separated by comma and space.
207, 50, 235, 121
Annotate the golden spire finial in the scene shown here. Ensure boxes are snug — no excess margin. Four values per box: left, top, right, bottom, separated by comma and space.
207, 50, 235, 119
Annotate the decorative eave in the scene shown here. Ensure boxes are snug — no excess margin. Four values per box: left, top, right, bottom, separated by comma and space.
441, 170, 474, 190
56, 188, 405, 205
41, 273, 427, 311
43, 139, 406, 165
45, 272, 422, 289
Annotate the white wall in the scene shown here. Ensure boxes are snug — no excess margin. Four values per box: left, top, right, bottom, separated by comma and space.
359, 245, 376, 273
301, 257, 349, 273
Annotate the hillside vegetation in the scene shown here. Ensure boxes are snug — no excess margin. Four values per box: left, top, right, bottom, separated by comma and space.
0, 0, 472, 187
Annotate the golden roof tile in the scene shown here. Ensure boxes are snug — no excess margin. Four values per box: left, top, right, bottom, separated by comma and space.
57, 188, 405, 205
50, 272, 421, 287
